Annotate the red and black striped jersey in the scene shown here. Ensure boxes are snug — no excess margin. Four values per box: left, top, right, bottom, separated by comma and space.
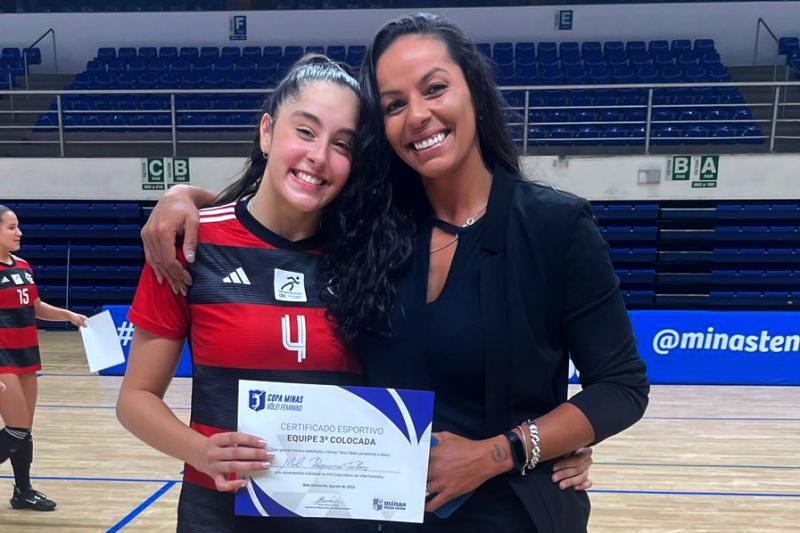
129, 199, 362, 491
0, 255, 41, 374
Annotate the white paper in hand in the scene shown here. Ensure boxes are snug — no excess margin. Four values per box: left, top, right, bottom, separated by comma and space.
79, 310, 127, 373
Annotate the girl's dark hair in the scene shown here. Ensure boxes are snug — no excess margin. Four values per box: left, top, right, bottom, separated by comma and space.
214, 54, 411, 343
360, 12, 522, 217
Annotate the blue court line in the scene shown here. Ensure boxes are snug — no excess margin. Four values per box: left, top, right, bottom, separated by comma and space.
36, 403, 191, 411
597, 461, 800, 470
36, 373, 91, 377
644, 416, 800, 422
590, 488, 800, 498
106, 480, 178, 533
37, 405, 798, 421
0, 474, 180, 483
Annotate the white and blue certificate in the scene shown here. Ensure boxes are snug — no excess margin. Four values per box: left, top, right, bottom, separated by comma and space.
235, 380, 434, 523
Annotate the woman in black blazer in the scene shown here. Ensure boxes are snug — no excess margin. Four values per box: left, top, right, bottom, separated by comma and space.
142, 13, 646, 533
354, 15, 648, 532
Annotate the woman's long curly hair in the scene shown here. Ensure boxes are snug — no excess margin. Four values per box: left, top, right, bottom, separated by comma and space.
214, 54, 412, 344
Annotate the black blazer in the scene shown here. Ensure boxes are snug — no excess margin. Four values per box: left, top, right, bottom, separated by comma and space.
477, 168, 649, 532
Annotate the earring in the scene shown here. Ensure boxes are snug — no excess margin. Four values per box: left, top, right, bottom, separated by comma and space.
262, 152, 268, 159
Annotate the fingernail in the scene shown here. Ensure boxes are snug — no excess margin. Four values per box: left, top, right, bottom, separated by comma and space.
258, 439, 267, 447
180, 288, 187, 296
186, 250, 195, 263
171, 285, 178, 295
262, 462, 271, 468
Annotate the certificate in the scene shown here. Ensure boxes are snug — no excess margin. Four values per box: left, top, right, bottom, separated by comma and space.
235, 380, 434, 523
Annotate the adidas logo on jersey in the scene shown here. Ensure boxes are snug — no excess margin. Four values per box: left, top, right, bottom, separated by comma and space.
223, 267, 251, 285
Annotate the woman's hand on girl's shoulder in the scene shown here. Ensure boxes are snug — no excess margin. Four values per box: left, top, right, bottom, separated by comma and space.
192, 431, 274, 492
141, 184, 201, 295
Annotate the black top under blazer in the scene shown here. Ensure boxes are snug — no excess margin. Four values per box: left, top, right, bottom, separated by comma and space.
473, 167, 649, 532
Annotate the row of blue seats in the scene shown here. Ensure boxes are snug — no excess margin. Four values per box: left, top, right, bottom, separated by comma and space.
603, 226, 798, 240
486, 40, 716, 63
4, 0, 224, 12
38, 285, 136, 300
86, 58, 289, 76
21, 224, 140, 238
611, 248, 800, 264
662, 204, 800, 220
20, 244, 142, 259
505, 88, 743, 106
659, 271, 800, 284
33, 265, 141, 281
70, 70, 281, 90
59, 94, 263, 111
618, 270, 800, 283
655, 292, 800, 305
526, 107, 753, 123
503, 51, 723, 74
501, 64, 731, 87
660, 249, 800, 263
7, 201, 140, 218
1, 47, 41, 66
660, 227, 800, 241
518, 123, 762, 146
594, 204, 800, 222
35, 112, 257, 131
96, 45, 366, 68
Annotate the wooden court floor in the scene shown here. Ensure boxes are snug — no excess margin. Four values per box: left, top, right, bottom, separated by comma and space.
0, 331, 797, 532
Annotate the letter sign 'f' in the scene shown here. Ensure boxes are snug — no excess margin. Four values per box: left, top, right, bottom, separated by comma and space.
282, 314, 307, 363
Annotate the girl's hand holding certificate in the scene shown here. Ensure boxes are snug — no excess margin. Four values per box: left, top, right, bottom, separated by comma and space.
191, 431, 275, 492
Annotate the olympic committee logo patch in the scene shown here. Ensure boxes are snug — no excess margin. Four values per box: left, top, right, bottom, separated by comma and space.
274, 268, 307, 302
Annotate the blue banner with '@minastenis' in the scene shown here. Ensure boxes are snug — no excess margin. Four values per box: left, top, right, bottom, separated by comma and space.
570, 310, 800, 385
100, 305, 797, 385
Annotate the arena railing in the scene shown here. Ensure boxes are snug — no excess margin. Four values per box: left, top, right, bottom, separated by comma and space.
1, 80, 799, 157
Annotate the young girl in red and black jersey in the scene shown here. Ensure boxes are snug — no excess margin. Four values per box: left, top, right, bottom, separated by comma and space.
0, 205, 88, 512
117, 56, 377, 533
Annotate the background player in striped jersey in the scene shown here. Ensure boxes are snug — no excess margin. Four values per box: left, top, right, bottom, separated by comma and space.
0, 204, 88, 512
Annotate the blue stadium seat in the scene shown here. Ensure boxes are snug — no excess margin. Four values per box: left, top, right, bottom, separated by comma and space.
23, 47, 41, 65
778, 37, 799, 56
221, 46, 241, 60
537, 42, 558, 62
117, 47, 136, 61
346, 45, 365, 69
200, 46, 221, 61
648, 40, 670, 57
515, 42, 535, 64
324, 45, 345, 63
178, 47, 199, 61
158, 46, 178, 60
137, 47, 157, 60
97, 47, 116, 61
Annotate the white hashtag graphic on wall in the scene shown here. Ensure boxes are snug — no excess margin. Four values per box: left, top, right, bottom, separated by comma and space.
117, 321, 135, 347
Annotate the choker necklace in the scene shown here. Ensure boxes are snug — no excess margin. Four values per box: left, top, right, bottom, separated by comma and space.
429, 203, 488, 255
